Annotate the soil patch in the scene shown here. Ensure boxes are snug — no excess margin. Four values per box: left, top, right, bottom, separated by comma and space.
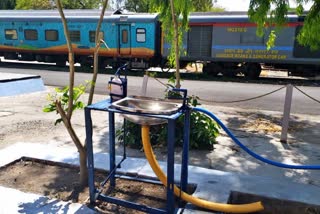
0, 157, 187, 213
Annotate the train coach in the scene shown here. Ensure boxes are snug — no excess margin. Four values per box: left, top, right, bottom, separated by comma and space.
0, 10, 162, 69
0, 10, 319, 78
163, 12, 320, 78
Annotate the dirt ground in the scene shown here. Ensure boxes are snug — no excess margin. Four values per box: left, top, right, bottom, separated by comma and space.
0, 158, 172, 214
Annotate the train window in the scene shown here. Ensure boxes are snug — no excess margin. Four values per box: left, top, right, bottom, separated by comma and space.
5, 29, 18, 40
89, 31, 104, 43
70, 30, 81, 42
45, 30, 58, 41
136, 28, 146, 43
122, 29, 128, 44
24, 29, 38, 40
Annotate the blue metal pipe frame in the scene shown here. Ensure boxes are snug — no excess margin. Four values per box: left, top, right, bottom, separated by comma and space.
181, 107, 190, 194
84, 99, 190, 213
108, 111, 116, 187
167, 119, 175, 213
84, 107, 97, 202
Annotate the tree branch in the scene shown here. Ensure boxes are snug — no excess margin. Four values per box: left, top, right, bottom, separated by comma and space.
169, 0, 181, 88
88, 0, 109, 105
55, 100, 85, 153
56, 0, 75, 119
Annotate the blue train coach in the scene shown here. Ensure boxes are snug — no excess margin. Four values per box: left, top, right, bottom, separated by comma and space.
0, 10, 162, 69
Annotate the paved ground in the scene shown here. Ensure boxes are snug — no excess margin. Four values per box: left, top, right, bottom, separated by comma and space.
1, 75, 320, 213
0, 72, 45, 96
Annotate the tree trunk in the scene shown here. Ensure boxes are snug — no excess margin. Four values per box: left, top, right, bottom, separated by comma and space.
67, 52, 75, 119
169, 0, 181, 88
56, 0, 88, 186
79, 148, 88, 186
55, 0, 109, 188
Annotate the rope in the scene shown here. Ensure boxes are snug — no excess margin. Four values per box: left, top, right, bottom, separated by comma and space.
198, 86, 286, 103
152, 76, 286, 103
153, 76, 170, 88
294, 85, 320, 104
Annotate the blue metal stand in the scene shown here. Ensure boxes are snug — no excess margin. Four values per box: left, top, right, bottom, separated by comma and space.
181, 107, 190, 193
84, 99, 190, 213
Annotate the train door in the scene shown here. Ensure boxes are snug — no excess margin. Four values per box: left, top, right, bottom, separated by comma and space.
187, 26, 212, 57
118, 24, 131, 55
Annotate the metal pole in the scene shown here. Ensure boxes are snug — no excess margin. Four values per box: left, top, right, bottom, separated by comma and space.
123, 119, 127, 159
281, 84, 293, 143
181, 108, 190, 193
85, 107, 96, 203
109, 112, 116, 187
167, 119, 175, 213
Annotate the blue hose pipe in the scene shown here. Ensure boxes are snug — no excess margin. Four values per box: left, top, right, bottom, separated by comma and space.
193, 107, 320, 170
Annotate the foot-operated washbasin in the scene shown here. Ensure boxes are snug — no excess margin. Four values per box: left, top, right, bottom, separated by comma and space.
110, 96, 182, 125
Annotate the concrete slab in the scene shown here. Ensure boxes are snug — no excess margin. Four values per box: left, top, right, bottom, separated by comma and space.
0, 186, 95, 214
0, 72, 45, 96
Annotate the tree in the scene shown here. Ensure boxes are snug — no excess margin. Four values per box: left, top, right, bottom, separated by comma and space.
248, 0, 320, 51
151, 0, 193, 88
44, 0, 109, 186
15, 0, 102, 9
125, 0, 150, 12
192, 0, 212, 12
109, 0, 124, 10
209, 6, 225, 12
125, 0, 218, 13
15, 0, 53, 9
0, 0, 16, 9
62, 0, 102, 9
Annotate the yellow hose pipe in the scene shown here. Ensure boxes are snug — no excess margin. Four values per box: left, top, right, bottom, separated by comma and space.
141, 125, 264, 213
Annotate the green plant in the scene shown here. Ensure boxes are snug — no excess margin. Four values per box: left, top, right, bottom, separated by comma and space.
116, 120, 165, 149
43, 82, 90, 125
116, 121, 141, 149
159, 95, 220, 149
188, 110, 220, 149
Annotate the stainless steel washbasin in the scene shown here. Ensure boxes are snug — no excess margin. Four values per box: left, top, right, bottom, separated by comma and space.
110, 96, 182, 125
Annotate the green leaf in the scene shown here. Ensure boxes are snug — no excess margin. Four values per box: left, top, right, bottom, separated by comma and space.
168, 76, 176, 85
43, 104, 56, 112
76, 101, 85, 109
148, 72, 157, 78
55, 87, 63, 93
266, 30, 277, 50
296, 4, 304, 16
